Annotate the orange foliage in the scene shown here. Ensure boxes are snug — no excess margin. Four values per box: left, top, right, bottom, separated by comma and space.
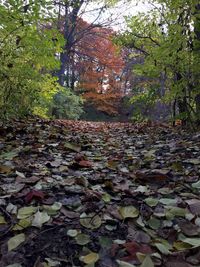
74, 21, 127, 115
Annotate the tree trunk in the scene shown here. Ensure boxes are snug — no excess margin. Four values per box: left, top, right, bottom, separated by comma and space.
194, 3, 200, 123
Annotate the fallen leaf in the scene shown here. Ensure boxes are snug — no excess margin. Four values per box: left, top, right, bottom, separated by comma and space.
0, 215, 6, 224
179, 234, 200, 248
186, 199, 200, 215
64, 142, 81, 152
25, 190, 45, 203
159, 198, 177, 206
80, 213, 102, 229
80, 252, 99, 264
0, 165, 13, 174
121, 242, 152, 262
145, 198, 159, 207
116, 260, 136, 267
13, 218, 32, 230
147, 217, 160, 230
179, 221, 200, 236
77, 160, 93, 168
119, 206, 139, 219
75, 233, 90, 245
17, 206, 38, 219
140, 255, 154, 267
43, 202, 62, 215
192, 181, 200, 189
67, 229, 79, 237
153, 240, 172, 255
32, 211, 50, 228
135, 171, 169, 183
8, 233, 25, 251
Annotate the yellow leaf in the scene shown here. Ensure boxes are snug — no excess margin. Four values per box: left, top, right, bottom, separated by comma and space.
80, 252, 99, 264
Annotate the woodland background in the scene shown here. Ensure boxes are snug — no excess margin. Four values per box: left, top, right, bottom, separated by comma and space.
0, 0, 200, 127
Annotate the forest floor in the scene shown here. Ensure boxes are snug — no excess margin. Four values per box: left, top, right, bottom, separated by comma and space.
0, 119, 200, 267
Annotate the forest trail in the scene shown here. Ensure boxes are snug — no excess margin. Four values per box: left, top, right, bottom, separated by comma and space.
0, 119, 200, 267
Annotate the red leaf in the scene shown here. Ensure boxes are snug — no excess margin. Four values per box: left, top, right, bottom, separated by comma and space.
25, 190, 45, 203
121, 242, 152, 262
111, 243, 120, 257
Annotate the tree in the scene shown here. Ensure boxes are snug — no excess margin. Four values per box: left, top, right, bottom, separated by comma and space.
116, 0, 200, 126
54, 0, 114, 88
194, 2, 200, 123
0, 0, 84, 120
0, 0, 63, 118
76, 26, 126, 115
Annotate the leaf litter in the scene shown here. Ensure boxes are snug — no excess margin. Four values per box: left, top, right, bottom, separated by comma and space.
0, 119, 200, 266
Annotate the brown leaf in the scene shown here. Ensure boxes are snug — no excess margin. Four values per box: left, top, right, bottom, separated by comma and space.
186, 199, 200, 216
0, 165, 13, 174
60, 207, 79, 218
17, 176, 41, 185
78, 160, 93, 168
179, 221, 200, 236
135, 171, 169, 183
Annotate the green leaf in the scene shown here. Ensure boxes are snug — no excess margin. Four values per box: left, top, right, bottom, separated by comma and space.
32, 211, 50, 228
8, 233, 25, 251
98, 236, 112, 248
145, 198, 159, 207
140, 255, 154, 267
166, 207, 187, 217
102, 193, 111, 203
154, 240, 172, 255
0, 151, 19, 160
43, 202, 62, 215
179, 234, 200, 248
67, 229, 79, 237
192, 181, 200, 189
119, 206, 139, 219
75, 233, 90, 245
147, 217, 160, 230
159, 198, 177, 206
17, 206, 38, 219
80, 213, 102, 229
13, 218, 32, 230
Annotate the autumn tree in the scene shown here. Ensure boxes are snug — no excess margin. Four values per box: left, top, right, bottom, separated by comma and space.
54, 0, 118, 88
75, 26, 127, 115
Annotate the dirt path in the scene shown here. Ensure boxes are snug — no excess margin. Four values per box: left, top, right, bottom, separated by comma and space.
0, 119, 200, 267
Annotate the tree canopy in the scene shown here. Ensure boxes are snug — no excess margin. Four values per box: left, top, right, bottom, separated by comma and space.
116, 0, 200, 126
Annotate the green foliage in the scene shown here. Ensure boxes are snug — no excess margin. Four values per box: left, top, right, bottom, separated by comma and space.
51, 89, 84, 120
0, 0, 64, 119
129, 85, 160, 121
116, 0, 200, 126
